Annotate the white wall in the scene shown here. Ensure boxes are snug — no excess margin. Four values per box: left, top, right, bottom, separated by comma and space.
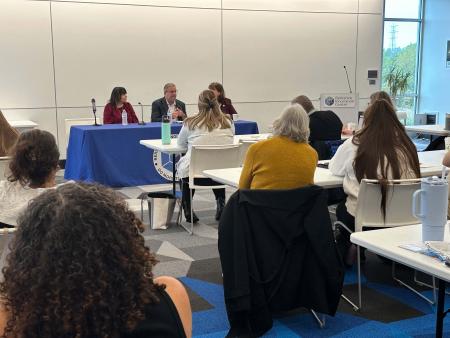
418, 0, 450, 123
0, 0, 383, 157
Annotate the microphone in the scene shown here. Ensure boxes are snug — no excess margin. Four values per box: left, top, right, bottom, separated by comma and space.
91, 98, 100, 126
138, 102, 145, 125
343, 66, 353, 93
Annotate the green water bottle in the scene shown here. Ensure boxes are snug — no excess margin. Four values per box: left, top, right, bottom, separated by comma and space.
161, 114, 171, 145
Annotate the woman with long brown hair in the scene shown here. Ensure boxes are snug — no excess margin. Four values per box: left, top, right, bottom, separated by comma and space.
177, 89, 234, 223
329, 99, 420, 264
0, 111, 19, 157
369, 90, 395, 107
0, 183, 192, 338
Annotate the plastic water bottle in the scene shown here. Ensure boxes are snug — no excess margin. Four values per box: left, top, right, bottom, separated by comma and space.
121, 109, 128, 126
161, 114, 171, 145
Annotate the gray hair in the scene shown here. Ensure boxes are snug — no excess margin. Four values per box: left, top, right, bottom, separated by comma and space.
272, 104, 310, 143
163, 83, 176, 93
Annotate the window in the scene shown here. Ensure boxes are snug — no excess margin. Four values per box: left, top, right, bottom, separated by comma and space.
382, 0, 423, 124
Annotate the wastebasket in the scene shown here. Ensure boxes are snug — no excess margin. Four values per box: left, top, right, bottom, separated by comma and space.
140, 192, 176, 230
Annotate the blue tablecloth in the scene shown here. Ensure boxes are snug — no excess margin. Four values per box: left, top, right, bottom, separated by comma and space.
65, 121, 259, 187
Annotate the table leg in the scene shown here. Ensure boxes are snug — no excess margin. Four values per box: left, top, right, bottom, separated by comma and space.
436, 279, 446, 338
172, 154, 176, 196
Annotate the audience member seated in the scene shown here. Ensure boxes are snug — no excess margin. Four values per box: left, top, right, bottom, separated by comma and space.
152, 83, 187, 122
292, 95, 343, 159
208, 82, 238, 119
103, 87, 139, 124
0, 111, 19, 157
239, 104, 318, 190
0, 183, 192, 338
329, 99, 420, 264
369, 90, 395, 107
0, 129, 60, 227
177, 89, 234, 223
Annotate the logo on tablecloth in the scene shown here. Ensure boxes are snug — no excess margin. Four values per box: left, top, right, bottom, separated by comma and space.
153, 134, 178, 181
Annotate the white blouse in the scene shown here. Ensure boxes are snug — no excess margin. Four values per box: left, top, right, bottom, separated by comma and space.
0, 180, 48, 226
176, 123, 235, 178
329, 137, 417, 216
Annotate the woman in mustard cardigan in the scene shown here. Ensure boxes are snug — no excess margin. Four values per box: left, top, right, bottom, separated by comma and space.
239, 104, 318, 190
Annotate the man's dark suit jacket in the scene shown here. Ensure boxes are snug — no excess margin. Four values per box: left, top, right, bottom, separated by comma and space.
151, 98, 187, 122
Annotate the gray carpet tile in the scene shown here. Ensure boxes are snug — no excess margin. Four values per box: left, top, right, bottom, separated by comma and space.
152, 260, 192, 278
146, 231, 218, 249
340, 284, 425, 323
182, 244, 220, 261
186, 257, 224, 285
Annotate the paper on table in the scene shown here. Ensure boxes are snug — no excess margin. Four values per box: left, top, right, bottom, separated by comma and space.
399, 242, 427, 253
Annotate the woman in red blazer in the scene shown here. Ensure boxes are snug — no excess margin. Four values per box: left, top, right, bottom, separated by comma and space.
103, 87, 139, 124
208, 82, 238, 119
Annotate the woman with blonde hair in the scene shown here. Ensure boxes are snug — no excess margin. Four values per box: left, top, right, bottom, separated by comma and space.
177, 89, 234, 222
239, 104, 318, 190
0, 111, 19, 157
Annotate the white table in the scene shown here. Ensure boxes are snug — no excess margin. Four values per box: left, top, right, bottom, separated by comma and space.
139, 134, 270, 194
418, 150, 446, 165
203, 150, 447, 189
203, 167, 344, 189
406, 125, 450, 136
351, 225, 450, 337
9, 120, 38, 132
140, 134, 271, 154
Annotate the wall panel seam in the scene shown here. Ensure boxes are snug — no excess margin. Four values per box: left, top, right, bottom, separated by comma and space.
28, 1, 381, 15
49, 1, 60, 142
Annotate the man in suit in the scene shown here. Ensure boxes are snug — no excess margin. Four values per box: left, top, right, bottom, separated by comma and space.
151, 83, 187, 122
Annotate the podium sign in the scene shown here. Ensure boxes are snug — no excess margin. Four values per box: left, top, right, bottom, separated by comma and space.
320, 93, 359, 123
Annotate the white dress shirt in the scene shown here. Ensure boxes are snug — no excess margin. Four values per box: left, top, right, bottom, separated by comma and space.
166, 100, 176, 115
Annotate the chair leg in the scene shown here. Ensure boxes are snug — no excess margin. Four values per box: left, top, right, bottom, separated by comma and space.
310, 310, 325, 329
392, 262, 435, 305
414, 271, 449, 301
190, 188, 194, 236
357, 245, 362, 309
341, 294, 359, 311
176, 199, 182, 225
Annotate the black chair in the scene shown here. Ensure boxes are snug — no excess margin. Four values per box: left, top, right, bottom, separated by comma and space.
311, 139, 345, 161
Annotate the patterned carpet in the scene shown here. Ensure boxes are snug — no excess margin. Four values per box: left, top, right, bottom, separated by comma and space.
115, 183, 450, 337
2, 172, 449, 337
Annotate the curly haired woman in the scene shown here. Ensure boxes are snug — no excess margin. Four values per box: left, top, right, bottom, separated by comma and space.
0, 129, 60, 227
0, 183, 192, 338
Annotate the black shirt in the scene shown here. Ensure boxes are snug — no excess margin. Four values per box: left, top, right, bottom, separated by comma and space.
309, 110, 343, 141
125, 289, 186, 338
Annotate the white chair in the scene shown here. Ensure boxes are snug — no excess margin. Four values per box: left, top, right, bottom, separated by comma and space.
238, 140, 256, 166
185, 144, 241, 235
336, 178, 422, 309
0, 156, 11, 180
64, 118, 96, 149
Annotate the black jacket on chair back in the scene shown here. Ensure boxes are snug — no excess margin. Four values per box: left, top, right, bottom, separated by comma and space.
218, 185, 344, 337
